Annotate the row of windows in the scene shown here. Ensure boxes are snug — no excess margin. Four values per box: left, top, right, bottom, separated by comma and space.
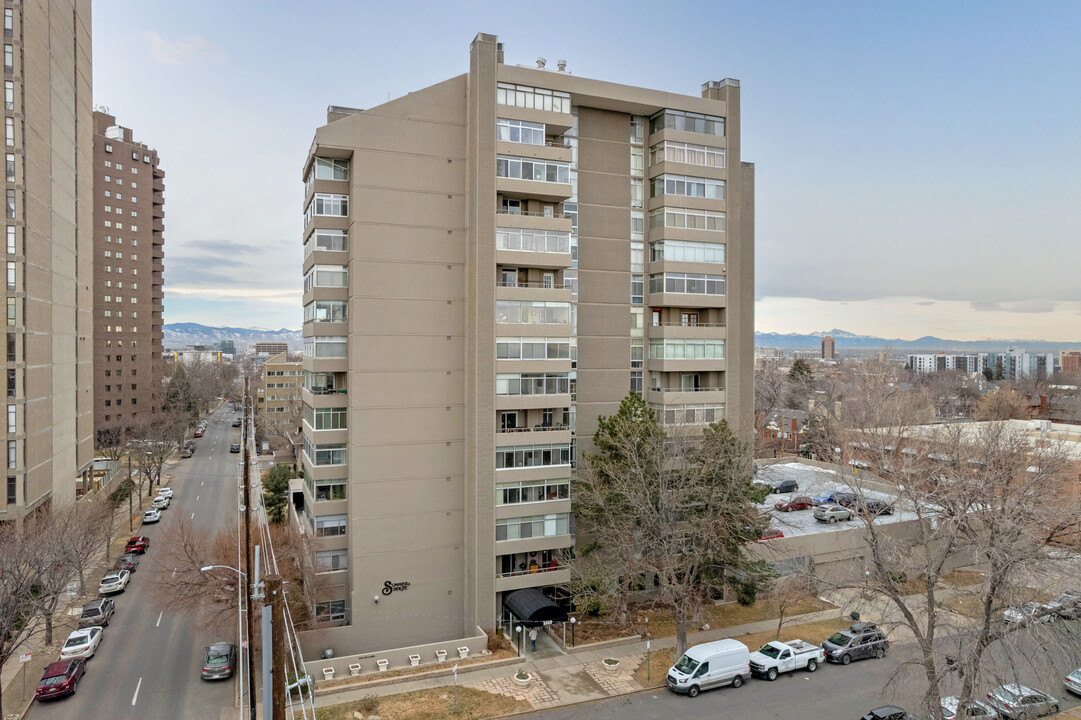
303, 265, 347, 292
496, 513, 571, 541
495, 373, 572, 396
101, 220, 139, 231
496, 227, 570, 254
304, 439, 347, 466
101, 296, 140, 304
497, 118, 545, 145
650, 140, 726, 169
102, 205, 139, 217
314, 157, 349, 181
495, 300, 571, 325
650, 174, 725, 200
649, 207, 726, 232
303, 336, 347, 359
496, 83, 571, 113
102, 175, 137, 188
495, 443, 572, 470
496, 337, 572, 360
648, 272, 725, 295
315, 548, 347, 573
304, 229, 347, 256
497, 480, 570, 506
303, 405, 347, 431
649, 240, 726, 264
303, 193, 348, 225
313, 599, 346, 622
496, 156, 571, 184
650, 403, 726, 426
303, 299, 347, 324
101, 160, 140, 174
649, 109, 725, 137
648, 338, 726, 360
314, 513, 347, 537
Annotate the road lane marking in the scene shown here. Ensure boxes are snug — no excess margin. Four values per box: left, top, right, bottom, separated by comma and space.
201, 481, 204, 486
190, 512, 195, 520
132, 677, 142, 705
156, 611, 162, 627
196, 495, 199, 501
172, 568, 177, 579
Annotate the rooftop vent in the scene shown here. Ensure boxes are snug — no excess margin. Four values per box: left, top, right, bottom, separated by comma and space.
536, 57, 546, 68
557, 59, 567, 72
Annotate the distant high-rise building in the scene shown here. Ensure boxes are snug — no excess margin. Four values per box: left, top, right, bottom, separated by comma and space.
253, 341, 288, 356
908, 353, 986, 375
1060, 351, 1081, 375
92, 112, 165, 431
298, 33, 754, 657
218, 339, 236, 355
2, 0, 95, 518
821, 335, 835, 359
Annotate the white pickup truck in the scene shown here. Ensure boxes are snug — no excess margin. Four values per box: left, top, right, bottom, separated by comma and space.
748, 640, 824, 680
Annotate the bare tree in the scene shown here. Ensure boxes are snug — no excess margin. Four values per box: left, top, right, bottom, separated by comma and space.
754, 365, 789, 451
763, 574, 816, 640
132, 412, 183, 497
0, 520, 49, 710
975, 387, 1027, 420
95, 418, 131, 460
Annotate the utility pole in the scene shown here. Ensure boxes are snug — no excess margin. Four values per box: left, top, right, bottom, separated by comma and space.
265, 574, 286, 720
127, 454, 133, 532
243, 376, 256, 720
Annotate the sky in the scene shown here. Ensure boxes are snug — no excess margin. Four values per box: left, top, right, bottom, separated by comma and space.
92, 1, 1081, 342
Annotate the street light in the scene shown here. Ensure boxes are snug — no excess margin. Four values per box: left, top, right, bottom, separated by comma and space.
515, 625, 522, 657
201, 565, 247, 576
570, 617, 576, 648
200, 564, 253, 720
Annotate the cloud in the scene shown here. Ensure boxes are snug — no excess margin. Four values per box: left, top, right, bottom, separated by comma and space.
970, 301, 1002, 312
182, 239, 262, 257
915, 301, 935, 306
148, 32, 227, 66
1001, 299, 1058, 314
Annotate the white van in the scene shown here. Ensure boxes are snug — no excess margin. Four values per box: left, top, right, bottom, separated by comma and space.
665, 639, 751, 697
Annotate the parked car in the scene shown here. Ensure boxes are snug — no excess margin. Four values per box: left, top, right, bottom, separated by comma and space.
35, 658, 86, 700
830, 491, 859, 507
230, 443, 240, 453
666, 639, 750, 697
181, 445, 193, 458
157, 487, 174, 499
749, 639, 823, 680
1003, 602, 1057, 625
813, 504, 853, 523
757, 528, 785, 541
125, 536, 150, 554
99, 569, 131, 595
1064, 668, 1081, 696
77, 597, 115, 628
1047, 590, 1081, 619
821, 622, 888, 664
860, 707, 917, 720
232, 418, 241, 427
142, 508, 161, 523
938, 696, 1001, 719
59, 627, 102, 660
985, 684, 1059, 719
193, 428, 204, 438
856, 498, 895, 516
112, 553, 140, 573
151, 495, 170, 510
201, 642, 237, 680
812, 491, 856, 506
774, 496, 814, 512
766, 478, 799, 494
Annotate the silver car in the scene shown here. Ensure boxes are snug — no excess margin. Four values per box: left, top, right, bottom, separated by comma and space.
1003, 602, 1056, 625
985, 684, 1058, 719
1064, 668, 1081, 696
939, 696, 998, 719
813, 504, 853, 523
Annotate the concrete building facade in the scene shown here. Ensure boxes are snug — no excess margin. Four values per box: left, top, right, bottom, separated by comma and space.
821, 335, 835, 359
257, 351, 302, 443
297, 34, 753, 660
92, 111, 165, 430
1, 0, 95, 518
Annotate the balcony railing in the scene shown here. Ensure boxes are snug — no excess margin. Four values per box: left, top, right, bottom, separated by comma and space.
309, 387, 347, 395
496, 208, 567, 219
651, 386, 726, 393
498, 424, 571, 434
652, 321, 726, 328
497, 280, 572, 289
497, 563, 568, 579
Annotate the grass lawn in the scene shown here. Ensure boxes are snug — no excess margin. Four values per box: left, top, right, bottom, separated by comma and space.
631, 616, 851, 689
311, 687, 529, 720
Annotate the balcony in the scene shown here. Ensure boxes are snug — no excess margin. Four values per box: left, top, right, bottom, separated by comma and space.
496, 392, 572, 411
495, 280, 572, 303
645, 386, 726, 405
496, 425, 572, 447
495, 565, 571, 593
496, 140, 572, 164
647, 292, 725, 309
649, 321, 726, 339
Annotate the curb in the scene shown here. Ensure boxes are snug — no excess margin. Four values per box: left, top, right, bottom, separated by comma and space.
315, 654, 526, 697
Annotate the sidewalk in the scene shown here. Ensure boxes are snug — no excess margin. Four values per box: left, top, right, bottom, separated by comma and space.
315, 585, 976, 714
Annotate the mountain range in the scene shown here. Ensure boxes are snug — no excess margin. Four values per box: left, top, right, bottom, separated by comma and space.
755, 329, 1080, 354
163, 323, 302, 351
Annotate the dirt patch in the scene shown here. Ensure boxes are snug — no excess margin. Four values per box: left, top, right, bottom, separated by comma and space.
310, 686, 529, 720
633, 648, 676, 688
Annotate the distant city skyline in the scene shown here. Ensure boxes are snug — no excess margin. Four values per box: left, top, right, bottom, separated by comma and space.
92, 1, 1081, 340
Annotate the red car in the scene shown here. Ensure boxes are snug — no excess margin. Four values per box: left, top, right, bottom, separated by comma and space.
758, 528, 785, 541
125, 536, 150, 554
194, 429, 204, 438
36, 658, 85, 700
774, 496, 814, 512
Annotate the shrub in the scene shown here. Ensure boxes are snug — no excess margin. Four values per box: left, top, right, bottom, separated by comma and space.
357, 695, 379, 714
516, 669, 529, 680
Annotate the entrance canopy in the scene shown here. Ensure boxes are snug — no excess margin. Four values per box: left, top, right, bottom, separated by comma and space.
502, 588, 568, 626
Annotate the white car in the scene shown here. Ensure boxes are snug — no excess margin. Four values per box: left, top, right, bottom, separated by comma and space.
939, 696, 998, 719
157, 487, 174, 499
142, 508, 161, 524
1003, 601, 1056, 625
1065, 668, 1081, 696
152, 495, 170, 510
99, 569, 130, 595
59, 627, 102, 660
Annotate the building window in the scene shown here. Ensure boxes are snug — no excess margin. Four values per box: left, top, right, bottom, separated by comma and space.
649, 402, 726, 426
302, 299, 347, 324
631, 339, 644, 368
6, 333, 14, 362
6, 297, 13, 326
496, 227, 570, 254
495, 373, 571, 396
495, 443, 572, 470
496, 82, 571, 113
631, 115, 644, 144
631, 371, 643, 397
312, 407, 347, 430
650, 174, 725, 200
496, 513, 571, 540
304, 229, 348, 255
5, 260, 12, 290
630, 177, 643, 208
630, 274, 643, 304
313, 599, 346, 622
648, 338, 725, 360
314, 548, 348, 572
313, 157, 349, 181
304, 439, 347, 466
495, 301, 571, 325
649, 109, 725, 137
314, 479, 347, 502
497, 118, 545, 146
648, 272, 725, 295
2, 44, 10, 73
496, 480, 570, 505
3, 10, 11, 39
3, 81, 11, 111
6, 403, 13, 432
4, 117, 12, 147
649, 239, 726, 264
649, 140, 726, 169
5, 225, 13, 255
630, 146, 644, 176
314, 514, 347, 537
631, 210, 644, 241
5, 474, 13, 504
495, 337, 570, 360
302, 264, 347, 291
650, 206, 726, 232
496, 156, 570, 184
104, 142, 113, 153
307, 193, 348, 220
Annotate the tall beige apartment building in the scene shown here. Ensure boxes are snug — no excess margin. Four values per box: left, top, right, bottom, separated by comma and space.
1, 0, 95, 518
91, 111, 165, 430
298, 34, 753, 660
257, 351, 302, 443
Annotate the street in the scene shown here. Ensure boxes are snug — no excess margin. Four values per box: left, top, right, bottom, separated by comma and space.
29, 406, 245, 720
519, 637, 1081, 720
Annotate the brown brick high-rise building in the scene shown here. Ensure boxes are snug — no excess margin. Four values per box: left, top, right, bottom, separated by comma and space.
91, 111, 165, 430
1, 0, 95, 519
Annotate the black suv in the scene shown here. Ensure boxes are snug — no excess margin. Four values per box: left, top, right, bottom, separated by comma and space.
821, 622, 888, 665
857, 498, 894, 516
230, 443, 240, 453
831, 492, 859, 507
861, 707, 917, 720
77, 597, 115, 628
768, 478, 799, 494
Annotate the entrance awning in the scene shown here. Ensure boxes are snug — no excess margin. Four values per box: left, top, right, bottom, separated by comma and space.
503, 588, 568, 626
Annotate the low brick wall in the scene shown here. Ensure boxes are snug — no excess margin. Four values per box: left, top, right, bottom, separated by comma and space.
315, 654, 525, 696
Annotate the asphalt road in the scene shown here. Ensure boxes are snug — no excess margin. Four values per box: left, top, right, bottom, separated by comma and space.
519, 637, 1081, 720
29, 405, 246, 720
